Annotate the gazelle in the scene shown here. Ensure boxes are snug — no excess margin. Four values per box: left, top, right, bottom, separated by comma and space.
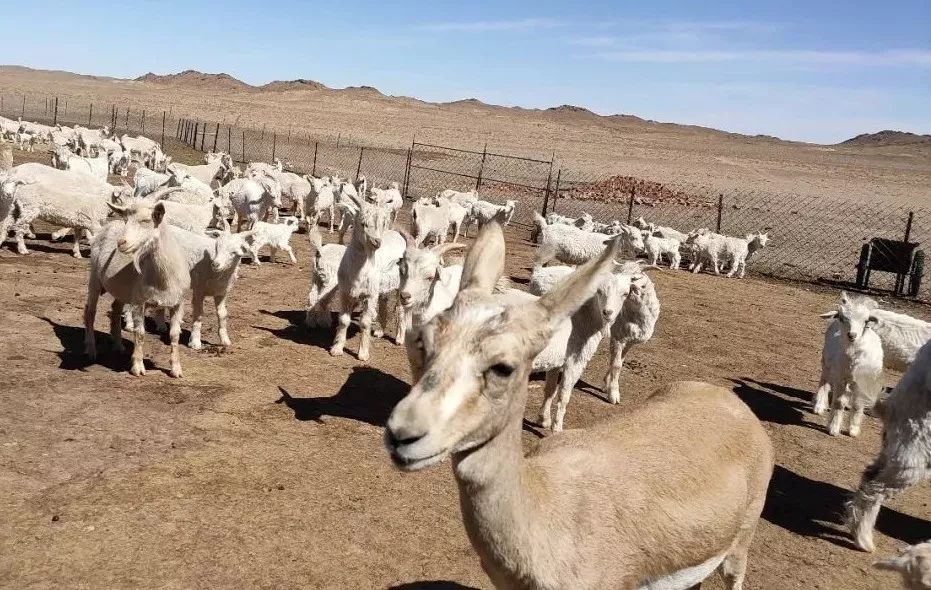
385, 222, 774, 590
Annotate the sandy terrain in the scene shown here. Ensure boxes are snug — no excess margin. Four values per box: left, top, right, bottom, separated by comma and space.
1, 65, 930, 207
1, 141, 930, 589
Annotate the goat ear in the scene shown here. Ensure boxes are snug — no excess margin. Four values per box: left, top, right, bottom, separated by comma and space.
107, 201, 127, 216
840, 291, 849, 304
819, 311, 838, 319
536, 237, 619, 326
432, 242, 466, 260
459, 222, 505, 294
152, 202, 166, 227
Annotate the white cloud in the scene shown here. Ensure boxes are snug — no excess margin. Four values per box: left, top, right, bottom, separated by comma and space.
589, 49, 931, 67
417, 18, 562, 33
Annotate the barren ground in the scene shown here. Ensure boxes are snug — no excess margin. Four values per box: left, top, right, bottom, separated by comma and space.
1, 143, 929, 588
2, 65, 930, 207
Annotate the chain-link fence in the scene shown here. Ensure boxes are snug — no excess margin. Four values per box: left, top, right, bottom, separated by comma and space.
4, 89, 927, 303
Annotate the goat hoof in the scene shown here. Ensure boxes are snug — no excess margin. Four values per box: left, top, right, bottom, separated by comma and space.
373, 329, 384, 339
189, 341, 203, 351
170, 367, 183, 379
72, 252, 82, 259
848, 427, 861, 438
130, 363, 146, 377
357, 350, 370, 362
609, 394, 621, 405
329, 346, 344, 357
220, 338, 231, 347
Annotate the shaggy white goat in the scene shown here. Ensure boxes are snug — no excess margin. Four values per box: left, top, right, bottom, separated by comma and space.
869, 309, 931, 372
305, 227, 348, 328
469, 199, 515, 234
84, 200, 189, 377
52, 146, 109, 181
874, 541, 931, 588
326, 192, 406, 361
690, 231, 769, 278
411, 197, 452, 246
643, 234, 681, 269
533, 211, 643, 266
249, 217, 300, 264
157, 195, 231, 235
229, 174, 283, 231
0, 163, 132, 257
395, 236, 465, 344
305, 176, 337, 232
370, 184, 403, 228
814, 292, 884, 437
439, 188, 478, 207
848, 339, 931, 553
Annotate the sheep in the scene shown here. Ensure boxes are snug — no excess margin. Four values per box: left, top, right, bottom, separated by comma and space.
410, 197, 451, 246
814, 292, 884, 437
847, 339, 931, 553
248, 217, 300, 264
0, 163, 133, 257
326, 191, 406, 361
395, 236, 466, 345
469, 199, 515, 234
305, 227, 348, 328
84, 200, 190, 377
370, 184, 403, 228
385, 222, 774, 590
643, 234, 681, 269
228, 174, 283, 231
874, 542, 931, 588
533, 211, 643, 266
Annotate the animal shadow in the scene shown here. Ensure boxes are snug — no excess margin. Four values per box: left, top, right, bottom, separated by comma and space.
40, 316, 139, 372
730, 378, 820, 430
256, 309, 360, 350
275, 366, 409, 427
764, 464, 931, 548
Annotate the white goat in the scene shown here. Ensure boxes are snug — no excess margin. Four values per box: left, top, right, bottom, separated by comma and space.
84, 200, 189, 377
870, 309, 931, 372
690, 231, 769, 278
326, 192, 405, 361
305, 176, 337, 232
157, 196, 231, 235
469, 199, 515, 234
229, 174, 283, 231
396, 236, 465, 345
370, 184, 403, 228
874, 542, 931, 588
411, 197, 451, 246
1, 163, 132, 257
385, 223, 774, 590
533, 211, 643, 266
848, 339, 931, 553
305, 227, 348, 328
249, 217, 300, 264
52, 146, 109, 181
643, 234, 681, 269
814, 292, 885, 437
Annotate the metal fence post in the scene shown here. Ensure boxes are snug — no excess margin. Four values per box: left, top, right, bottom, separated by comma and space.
402, 146, 412, 197
311, 141, 318, 176
626, 189, 635, 224
552, 169, 561, 214
227, 126, 232, 153
355, 146, 365, 181
271, 132, 277, 162
897, 210, 916, 295
161, 111, 166, 146
541, 154, 555, 216
336, 132, 341, 148
88, 103, 93, 125
716, 194, 724, 233
141, 109, 146, 135
212, 122, 220, 152
52, 97, 59, 126
475, 142, 488, 191
199, 123, 207, 151
21, 95, 25, 118
241, 129, 246, 162
193, 122, 200, 148
176, 117, 182, 139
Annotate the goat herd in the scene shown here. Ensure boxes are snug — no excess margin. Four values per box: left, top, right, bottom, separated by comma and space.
2, 116, 931, 589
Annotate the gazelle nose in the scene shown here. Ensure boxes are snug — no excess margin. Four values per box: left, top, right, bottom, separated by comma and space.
385, 427, 425, 449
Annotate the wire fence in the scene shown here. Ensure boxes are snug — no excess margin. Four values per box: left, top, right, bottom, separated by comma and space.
3, 90, 928, 303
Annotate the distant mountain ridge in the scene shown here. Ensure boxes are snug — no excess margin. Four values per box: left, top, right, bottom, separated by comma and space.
841, 130, 931, 147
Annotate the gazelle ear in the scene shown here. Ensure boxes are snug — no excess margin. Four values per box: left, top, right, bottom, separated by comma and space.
459, 222, 505, 294
535, 237, 619, 327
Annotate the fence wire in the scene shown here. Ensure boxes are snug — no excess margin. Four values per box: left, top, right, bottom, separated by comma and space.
3, 90, 927, 303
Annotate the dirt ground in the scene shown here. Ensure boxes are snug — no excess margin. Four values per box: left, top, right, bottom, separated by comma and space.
1, 144, 930, 589
2, 65, 930, 207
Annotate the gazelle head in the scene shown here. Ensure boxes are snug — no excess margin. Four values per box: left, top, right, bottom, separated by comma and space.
386, 222, 620, 471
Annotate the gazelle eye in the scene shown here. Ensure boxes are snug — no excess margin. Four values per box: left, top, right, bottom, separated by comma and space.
489, 363, 513, 378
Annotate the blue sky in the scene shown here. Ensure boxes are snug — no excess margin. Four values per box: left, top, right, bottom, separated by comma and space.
3, 0, 930, 143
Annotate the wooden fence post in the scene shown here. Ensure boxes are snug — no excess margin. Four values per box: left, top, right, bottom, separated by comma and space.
52, 97, 59, 126
227, 126, 232, 154
271, 132, 277, 162
312, 141, 318, 176
212, 122, 220, 152
21, 95, 26, 118
161, 111, 166, 145
88, 103, 93, 125
199, 123, 206, 151
141, 109, 146, 134
626, 189, 635, 225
